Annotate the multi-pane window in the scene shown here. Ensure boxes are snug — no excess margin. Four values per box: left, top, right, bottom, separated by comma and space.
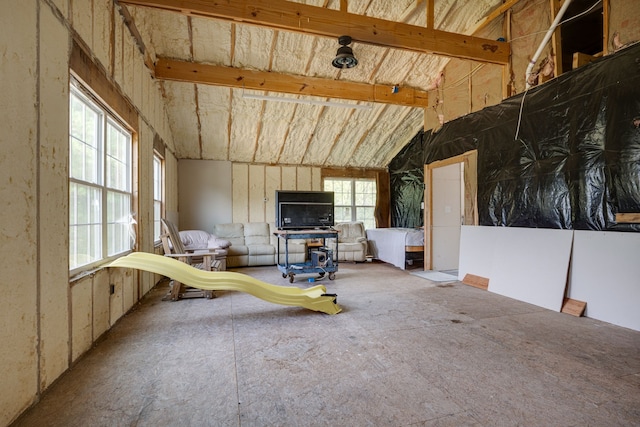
69, 83, 133, 271
153, 153, 163, 243
324, 178, 377, 230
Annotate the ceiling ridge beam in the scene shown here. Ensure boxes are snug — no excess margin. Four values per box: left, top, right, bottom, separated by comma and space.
120, 0, 509, 64
155, 58, 429, 108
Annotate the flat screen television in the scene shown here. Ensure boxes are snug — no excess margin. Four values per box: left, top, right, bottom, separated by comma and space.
275, 190, 334, 229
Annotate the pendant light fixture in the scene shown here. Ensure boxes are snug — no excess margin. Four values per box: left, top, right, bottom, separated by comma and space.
331, 35, 358, 69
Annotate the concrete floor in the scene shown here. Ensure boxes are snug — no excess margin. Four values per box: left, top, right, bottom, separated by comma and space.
12, 261, 640, 426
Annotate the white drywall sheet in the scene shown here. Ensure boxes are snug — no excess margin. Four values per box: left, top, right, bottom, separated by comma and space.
459, 226, 573, 312
568, 231, 640, 331
488, 227, 574, 312
458, 225, 496, 281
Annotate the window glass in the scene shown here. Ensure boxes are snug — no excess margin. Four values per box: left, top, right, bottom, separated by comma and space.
69, 83, 133, 271
324, 178, 376, 229
153, 154, 163, 243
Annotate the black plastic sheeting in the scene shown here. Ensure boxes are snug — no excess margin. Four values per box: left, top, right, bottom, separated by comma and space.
389, 42, 640, 231
389, 132, 425, 228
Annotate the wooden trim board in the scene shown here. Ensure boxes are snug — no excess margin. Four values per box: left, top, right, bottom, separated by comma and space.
615, 213, 640, 223
462, 274, 489, 290
561, 298, 586, 317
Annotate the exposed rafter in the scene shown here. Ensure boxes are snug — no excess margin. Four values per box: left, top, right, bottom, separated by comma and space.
155, 58, 429, 108
120, 0, 510, 64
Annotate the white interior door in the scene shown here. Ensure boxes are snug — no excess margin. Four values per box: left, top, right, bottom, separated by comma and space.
431, 162, 463, 271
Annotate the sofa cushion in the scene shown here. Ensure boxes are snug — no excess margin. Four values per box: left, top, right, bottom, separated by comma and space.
213, 223, 245, 247
248, 244, 275, 256
244, 222, 271, 245
226, 245, 249, 256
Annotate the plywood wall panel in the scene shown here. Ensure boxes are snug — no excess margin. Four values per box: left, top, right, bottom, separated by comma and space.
92, 0, 112, 73
123, 267, 136, 314
232, 163, 250, 223
133, 51, 144, 111
71, 0, 92, 48
51, 0, 69, 18
137, 124, 155, 297
113, 18, 125, 89
249, 165, 266, 223
38, 5, 71, 391
92, 270, 111, 339
296, 167, 312, 191
71, 279, 93, 362
265, 166, 281, 222
121, 28, 136, 106
0, 5, 39, 425
109, 268, 125, 324
281, 166, 297, 191
312, 167, 322, 191
165, 151, 179, 215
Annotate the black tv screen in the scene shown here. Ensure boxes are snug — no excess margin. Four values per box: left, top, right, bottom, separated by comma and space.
275, 191, 334, 229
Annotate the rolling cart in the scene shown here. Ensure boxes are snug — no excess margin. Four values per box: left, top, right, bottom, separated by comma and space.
274, 229, 339, 283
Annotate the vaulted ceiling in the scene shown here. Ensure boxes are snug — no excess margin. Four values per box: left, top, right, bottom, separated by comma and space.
120, 0, 510, 169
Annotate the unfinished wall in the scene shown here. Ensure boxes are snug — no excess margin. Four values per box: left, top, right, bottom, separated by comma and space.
609, 0, 640, 53
0, 1, 177, 425
178, 160, 234, 230
177, 161, 322, 231
1, 3, 39, 424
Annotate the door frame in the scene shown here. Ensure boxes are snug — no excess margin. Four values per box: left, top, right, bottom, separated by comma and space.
424, 150, 478, 270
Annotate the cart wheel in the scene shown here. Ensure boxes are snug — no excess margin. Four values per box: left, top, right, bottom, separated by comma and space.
289, 274, 294, 283
328, 272, 335, 280
282, 273, 287, 278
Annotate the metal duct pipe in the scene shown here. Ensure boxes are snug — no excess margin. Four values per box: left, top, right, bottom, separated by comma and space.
525, 0, 573, 89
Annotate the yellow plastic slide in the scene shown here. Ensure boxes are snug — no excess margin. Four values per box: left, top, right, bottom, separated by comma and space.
109, 252, 341, 315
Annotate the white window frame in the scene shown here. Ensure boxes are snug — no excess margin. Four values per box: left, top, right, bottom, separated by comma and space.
69, 80, 133, 273
153, 152, 164, 244
323, 177, 377, 230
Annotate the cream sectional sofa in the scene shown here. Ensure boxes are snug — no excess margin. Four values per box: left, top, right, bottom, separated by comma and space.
212, 222, 306, 268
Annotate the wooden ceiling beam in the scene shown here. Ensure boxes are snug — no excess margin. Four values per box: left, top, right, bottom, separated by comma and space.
120, 0, 509, 64
155, 57, 429, 108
